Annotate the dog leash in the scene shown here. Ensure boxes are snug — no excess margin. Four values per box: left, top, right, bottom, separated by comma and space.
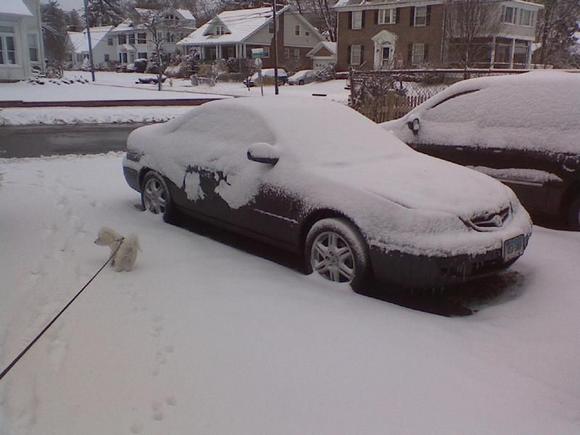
0, 240, 124, 382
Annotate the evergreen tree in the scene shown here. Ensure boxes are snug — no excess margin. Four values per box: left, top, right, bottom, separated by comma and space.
66, 9, 84, 31
86, 0, 124, 27
41, 0, 68, 65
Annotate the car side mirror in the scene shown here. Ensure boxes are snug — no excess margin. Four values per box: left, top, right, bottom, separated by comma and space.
247, 142, 280, 165
407, 118, 420, 134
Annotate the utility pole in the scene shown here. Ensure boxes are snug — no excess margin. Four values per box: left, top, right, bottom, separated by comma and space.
83, 0, 96, 82
272, 0, 279, 95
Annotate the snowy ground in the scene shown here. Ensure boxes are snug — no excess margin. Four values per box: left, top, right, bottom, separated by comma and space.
0, 72, 348, 126
1, 154, 579, 434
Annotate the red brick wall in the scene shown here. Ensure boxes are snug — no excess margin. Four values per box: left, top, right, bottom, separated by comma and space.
336, 5, 445, 71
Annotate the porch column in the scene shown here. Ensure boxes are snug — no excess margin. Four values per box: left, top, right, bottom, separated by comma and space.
509, 38, 515, 69
201, 46, 205, 60
525, 41, 533, 69
489, 36, 496, 69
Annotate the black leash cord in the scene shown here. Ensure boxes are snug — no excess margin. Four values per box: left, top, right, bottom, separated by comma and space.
0, 244, 122, 382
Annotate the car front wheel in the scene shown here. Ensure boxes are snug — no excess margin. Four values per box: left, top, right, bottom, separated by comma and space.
141, 171, 177, 223
305, 218, 370, 290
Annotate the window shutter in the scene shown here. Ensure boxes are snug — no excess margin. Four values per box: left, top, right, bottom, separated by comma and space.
424, 43, 429, 62
361, 10, 365, 28
361, 45, 365, 65
396, 8, 400, 24
426, 6, 432, 26
408, 43, 413, 65
410, 7, 415, 26
375, 9, 379, 25
349, 12, 353, 29
348, 45, 351, 64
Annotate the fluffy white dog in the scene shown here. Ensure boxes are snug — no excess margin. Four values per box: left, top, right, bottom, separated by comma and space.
94, 227, 140, 272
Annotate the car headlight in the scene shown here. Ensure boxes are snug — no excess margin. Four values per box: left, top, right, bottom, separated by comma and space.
126, 150, 143, 162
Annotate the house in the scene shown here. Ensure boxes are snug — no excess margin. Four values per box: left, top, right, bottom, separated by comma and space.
333, 0, 543, 71
307, 41, 337, 71
110, 7, 196, 65
66, 26, 115, 69
0, 0, 44, 81
177, 6, 326, 72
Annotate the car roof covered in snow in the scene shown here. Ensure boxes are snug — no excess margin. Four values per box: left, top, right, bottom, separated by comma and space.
390, 71, 580, 154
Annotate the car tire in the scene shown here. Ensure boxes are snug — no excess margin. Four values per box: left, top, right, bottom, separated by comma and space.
305, 218, 370, 290
141, 171, 178, 224
567, 196, 580, 230
299, 80, 304, 86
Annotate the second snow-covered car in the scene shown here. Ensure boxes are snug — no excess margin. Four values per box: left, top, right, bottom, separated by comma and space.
382, 71, 580, 228
123, 98, 532, 290
288, 70, 317, 86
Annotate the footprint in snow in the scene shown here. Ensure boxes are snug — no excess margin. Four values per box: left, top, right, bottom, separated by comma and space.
152, 401, 164, 421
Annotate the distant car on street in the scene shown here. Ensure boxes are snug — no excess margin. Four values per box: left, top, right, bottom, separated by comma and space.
288, 70, 317, 85
123, 98, 532, 291
244, 69, 288, 87
382, 71, 580, 228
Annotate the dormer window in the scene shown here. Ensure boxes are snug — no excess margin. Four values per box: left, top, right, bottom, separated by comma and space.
216, 25, 225, 35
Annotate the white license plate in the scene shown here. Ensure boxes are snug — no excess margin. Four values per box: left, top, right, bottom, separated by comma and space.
503, 235, 525, 261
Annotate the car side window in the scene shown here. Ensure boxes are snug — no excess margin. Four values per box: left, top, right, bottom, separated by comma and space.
424, 89, 481, 123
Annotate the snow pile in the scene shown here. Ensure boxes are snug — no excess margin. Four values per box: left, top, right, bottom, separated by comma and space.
384, 71, 580, 154
0, 154, 579, 434
469, 166, 564, 184
128, 97, 531, 256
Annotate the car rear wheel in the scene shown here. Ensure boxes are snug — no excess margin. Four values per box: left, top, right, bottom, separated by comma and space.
141, 171, 177, 223
567, 196, 580, 230
305, 218, 370, 290
299, 80, 304, 85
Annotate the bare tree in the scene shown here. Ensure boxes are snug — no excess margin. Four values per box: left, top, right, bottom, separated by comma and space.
139, 9, 179, 90
444, 0, 500, 69
537, 0, 580, 67
292, 0, 337, 41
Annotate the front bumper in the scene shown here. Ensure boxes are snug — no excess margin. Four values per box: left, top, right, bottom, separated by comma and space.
123, 165, 140, 193
369, 233, 530, 289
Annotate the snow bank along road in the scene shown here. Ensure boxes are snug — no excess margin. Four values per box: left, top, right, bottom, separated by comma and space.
0, 153, 579, 434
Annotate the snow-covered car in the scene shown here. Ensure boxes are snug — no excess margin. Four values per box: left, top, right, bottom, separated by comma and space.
123, 98, 532, 290
244, 69, 288, 87
382, 71, 580, 229
288, 70, 317, 86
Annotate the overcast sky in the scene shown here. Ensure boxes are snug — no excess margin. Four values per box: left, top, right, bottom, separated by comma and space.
42, 0, 85, 12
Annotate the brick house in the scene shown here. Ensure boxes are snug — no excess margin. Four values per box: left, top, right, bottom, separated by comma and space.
334, 0, 543, 71
177, 6, 326, 72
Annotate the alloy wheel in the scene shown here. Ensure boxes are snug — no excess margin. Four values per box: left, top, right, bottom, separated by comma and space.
143, 176, 168, 214
310, 231, 356, 283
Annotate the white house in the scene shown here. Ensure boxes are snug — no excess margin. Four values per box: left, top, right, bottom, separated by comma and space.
110, 8, 196, 65
0, 0, 44, 81
177, 6, 326, 72
66, 26, 115, 69
307, 41, 337, 71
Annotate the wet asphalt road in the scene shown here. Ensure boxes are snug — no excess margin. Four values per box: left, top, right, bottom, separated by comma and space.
0, 123, 146, 158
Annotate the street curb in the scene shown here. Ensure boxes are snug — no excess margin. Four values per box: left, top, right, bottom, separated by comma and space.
0, 97, 224, 108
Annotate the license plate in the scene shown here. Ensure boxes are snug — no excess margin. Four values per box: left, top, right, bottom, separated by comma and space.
503, 235, 525, 261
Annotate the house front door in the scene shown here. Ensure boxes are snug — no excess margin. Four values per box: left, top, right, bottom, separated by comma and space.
372, 30, 397, 70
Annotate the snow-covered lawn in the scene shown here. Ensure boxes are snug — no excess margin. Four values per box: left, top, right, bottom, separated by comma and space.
0, 154, 579, 434
0, 72, 348, 126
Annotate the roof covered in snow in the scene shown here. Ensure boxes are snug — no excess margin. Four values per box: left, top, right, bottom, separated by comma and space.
0, 0, 32, 16
67, 26, 113, 54
307, 41, 337, 57
178, 6, 288, 46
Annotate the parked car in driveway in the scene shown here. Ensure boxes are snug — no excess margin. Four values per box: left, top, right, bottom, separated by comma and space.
288, 70, 317, 85
123, 98, 532, 290
244, 69, 288, 87
382, 71, 580, 228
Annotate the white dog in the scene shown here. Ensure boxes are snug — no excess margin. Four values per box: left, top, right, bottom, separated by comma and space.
94, 227, 140, 272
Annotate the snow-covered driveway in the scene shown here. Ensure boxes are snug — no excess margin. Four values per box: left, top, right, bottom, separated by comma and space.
0, 154, 579, 434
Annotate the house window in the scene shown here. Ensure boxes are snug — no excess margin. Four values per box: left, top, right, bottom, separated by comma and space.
284, 47, 290, 58
294, 48, 300, 60
128, 33, 135, 44
118, 34, 127, 44
378, 8, 396, 25
411, 43, 425, 65
519, 9, 532, 26
295, 25, 300, 36
104, 54, 110, 62
216, 26, 225, 35
414, 6, 427, 26
0, 28, 16, 65
28, 34, 39, 62
138, 52, 147, 59
351, 11, 363, 30
137, 33, 147, 44
263, 47, 270, 58
502, 6, 516, 24
108, 37, 113, 46
350, 44, 362, 65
